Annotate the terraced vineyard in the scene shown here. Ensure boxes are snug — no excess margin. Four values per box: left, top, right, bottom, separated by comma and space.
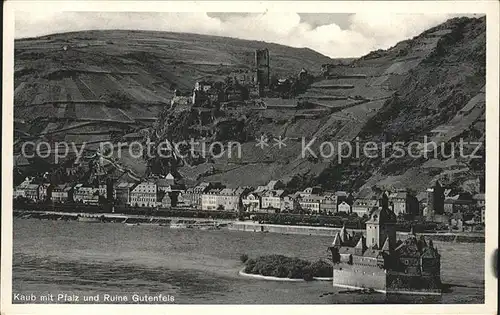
176, 17, 486, 192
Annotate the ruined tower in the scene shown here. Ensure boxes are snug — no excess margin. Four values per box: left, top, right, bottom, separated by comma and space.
255, 48, 270, 97
427, 180, 445, 216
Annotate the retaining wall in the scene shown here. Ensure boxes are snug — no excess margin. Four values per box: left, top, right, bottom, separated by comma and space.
228, 222, 485, 242
333, 269, 386, 292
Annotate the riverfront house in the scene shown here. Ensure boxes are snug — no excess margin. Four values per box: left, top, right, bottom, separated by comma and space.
129, 182, 158, 207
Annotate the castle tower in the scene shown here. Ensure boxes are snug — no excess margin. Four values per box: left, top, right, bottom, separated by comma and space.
255, 48, 270, 97
366, 207, 397, 249
427, 180, 445, 216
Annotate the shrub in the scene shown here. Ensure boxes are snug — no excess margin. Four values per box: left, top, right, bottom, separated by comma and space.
240, 254, 249, 263
308, 259, 333, 278
242, 255, 332, 280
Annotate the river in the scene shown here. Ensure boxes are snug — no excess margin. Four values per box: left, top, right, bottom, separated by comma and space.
12, 218, 484, 304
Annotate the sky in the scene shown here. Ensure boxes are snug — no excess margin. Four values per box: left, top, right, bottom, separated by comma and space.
15, 12, 478, 58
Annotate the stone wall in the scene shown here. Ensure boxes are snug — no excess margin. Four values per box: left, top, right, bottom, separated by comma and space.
228, 222, 484, 242
333, 268, 386, 291
386, 273, 441, 292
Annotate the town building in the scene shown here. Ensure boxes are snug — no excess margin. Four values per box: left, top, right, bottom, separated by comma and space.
328, 206, 441, 294
337, 201, 351, 213
201, 188, 222, 211
261, 189, 285, 211
320, 193, 338, 214
282, 195, 301, 213
24, 184, 41, 202
38, 183, 52, 202
216, 188, 243, 211
13, 178, 33, 199
242, 192, 261, 212
388, 192, 419, 216
73, 184, 100, 205
416, 192, 428, 214
201, 187, 249, 211
129, 182, 158, 207
443, 198, 475, 214
336, 191, 354, 205
298, 194, 323, 213
352, 199, 378, 216
300, 187, 322, 197
114, 182, 138, 206
183, 182, 216, 208
159, 191, 177, 208
473, 193, 485, 207
164, 173, 176, 186
182, 188, 197, 207
51, 184, 73, 203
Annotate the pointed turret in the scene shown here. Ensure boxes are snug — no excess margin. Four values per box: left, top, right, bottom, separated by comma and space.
381, 237, 390, 251
332, 232, 342, 247
339, 223, 349, 243
354, 236, 365, 255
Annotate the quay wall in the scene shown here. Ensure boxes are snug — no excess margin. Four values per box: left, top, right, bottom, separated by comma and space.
333, 269, 386, 292
229, 222, 342, 236
228, 222, 485, 243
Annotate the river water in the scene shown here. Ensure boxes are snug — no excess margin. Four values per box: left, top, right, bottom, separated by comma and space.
12, 219, 484, 304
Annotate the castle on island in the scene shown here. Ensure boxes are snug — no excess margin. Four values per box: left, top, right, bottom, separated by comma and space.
328, 193, 442, 295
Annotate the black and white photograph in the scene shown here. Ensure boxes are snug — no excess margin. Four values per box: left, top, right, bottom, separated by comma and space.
1, 1, 498, 313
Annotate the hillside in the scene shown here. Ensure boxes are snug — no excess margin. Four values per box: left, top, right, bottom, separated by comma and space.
13, 29, 333, 144
14, 17, 486, 194
167, 16, 485, 193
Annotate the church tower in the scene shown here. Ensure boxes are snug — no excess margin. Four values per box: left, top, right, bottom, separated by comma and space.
366, 206, 397, 249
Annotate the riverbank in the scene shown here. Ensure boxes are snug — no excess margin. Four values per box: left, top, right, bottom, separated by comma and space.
238, 268, 333, 282
13, 210, 231, 229
12, 209, 485, 243
228, 221, 485, 243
